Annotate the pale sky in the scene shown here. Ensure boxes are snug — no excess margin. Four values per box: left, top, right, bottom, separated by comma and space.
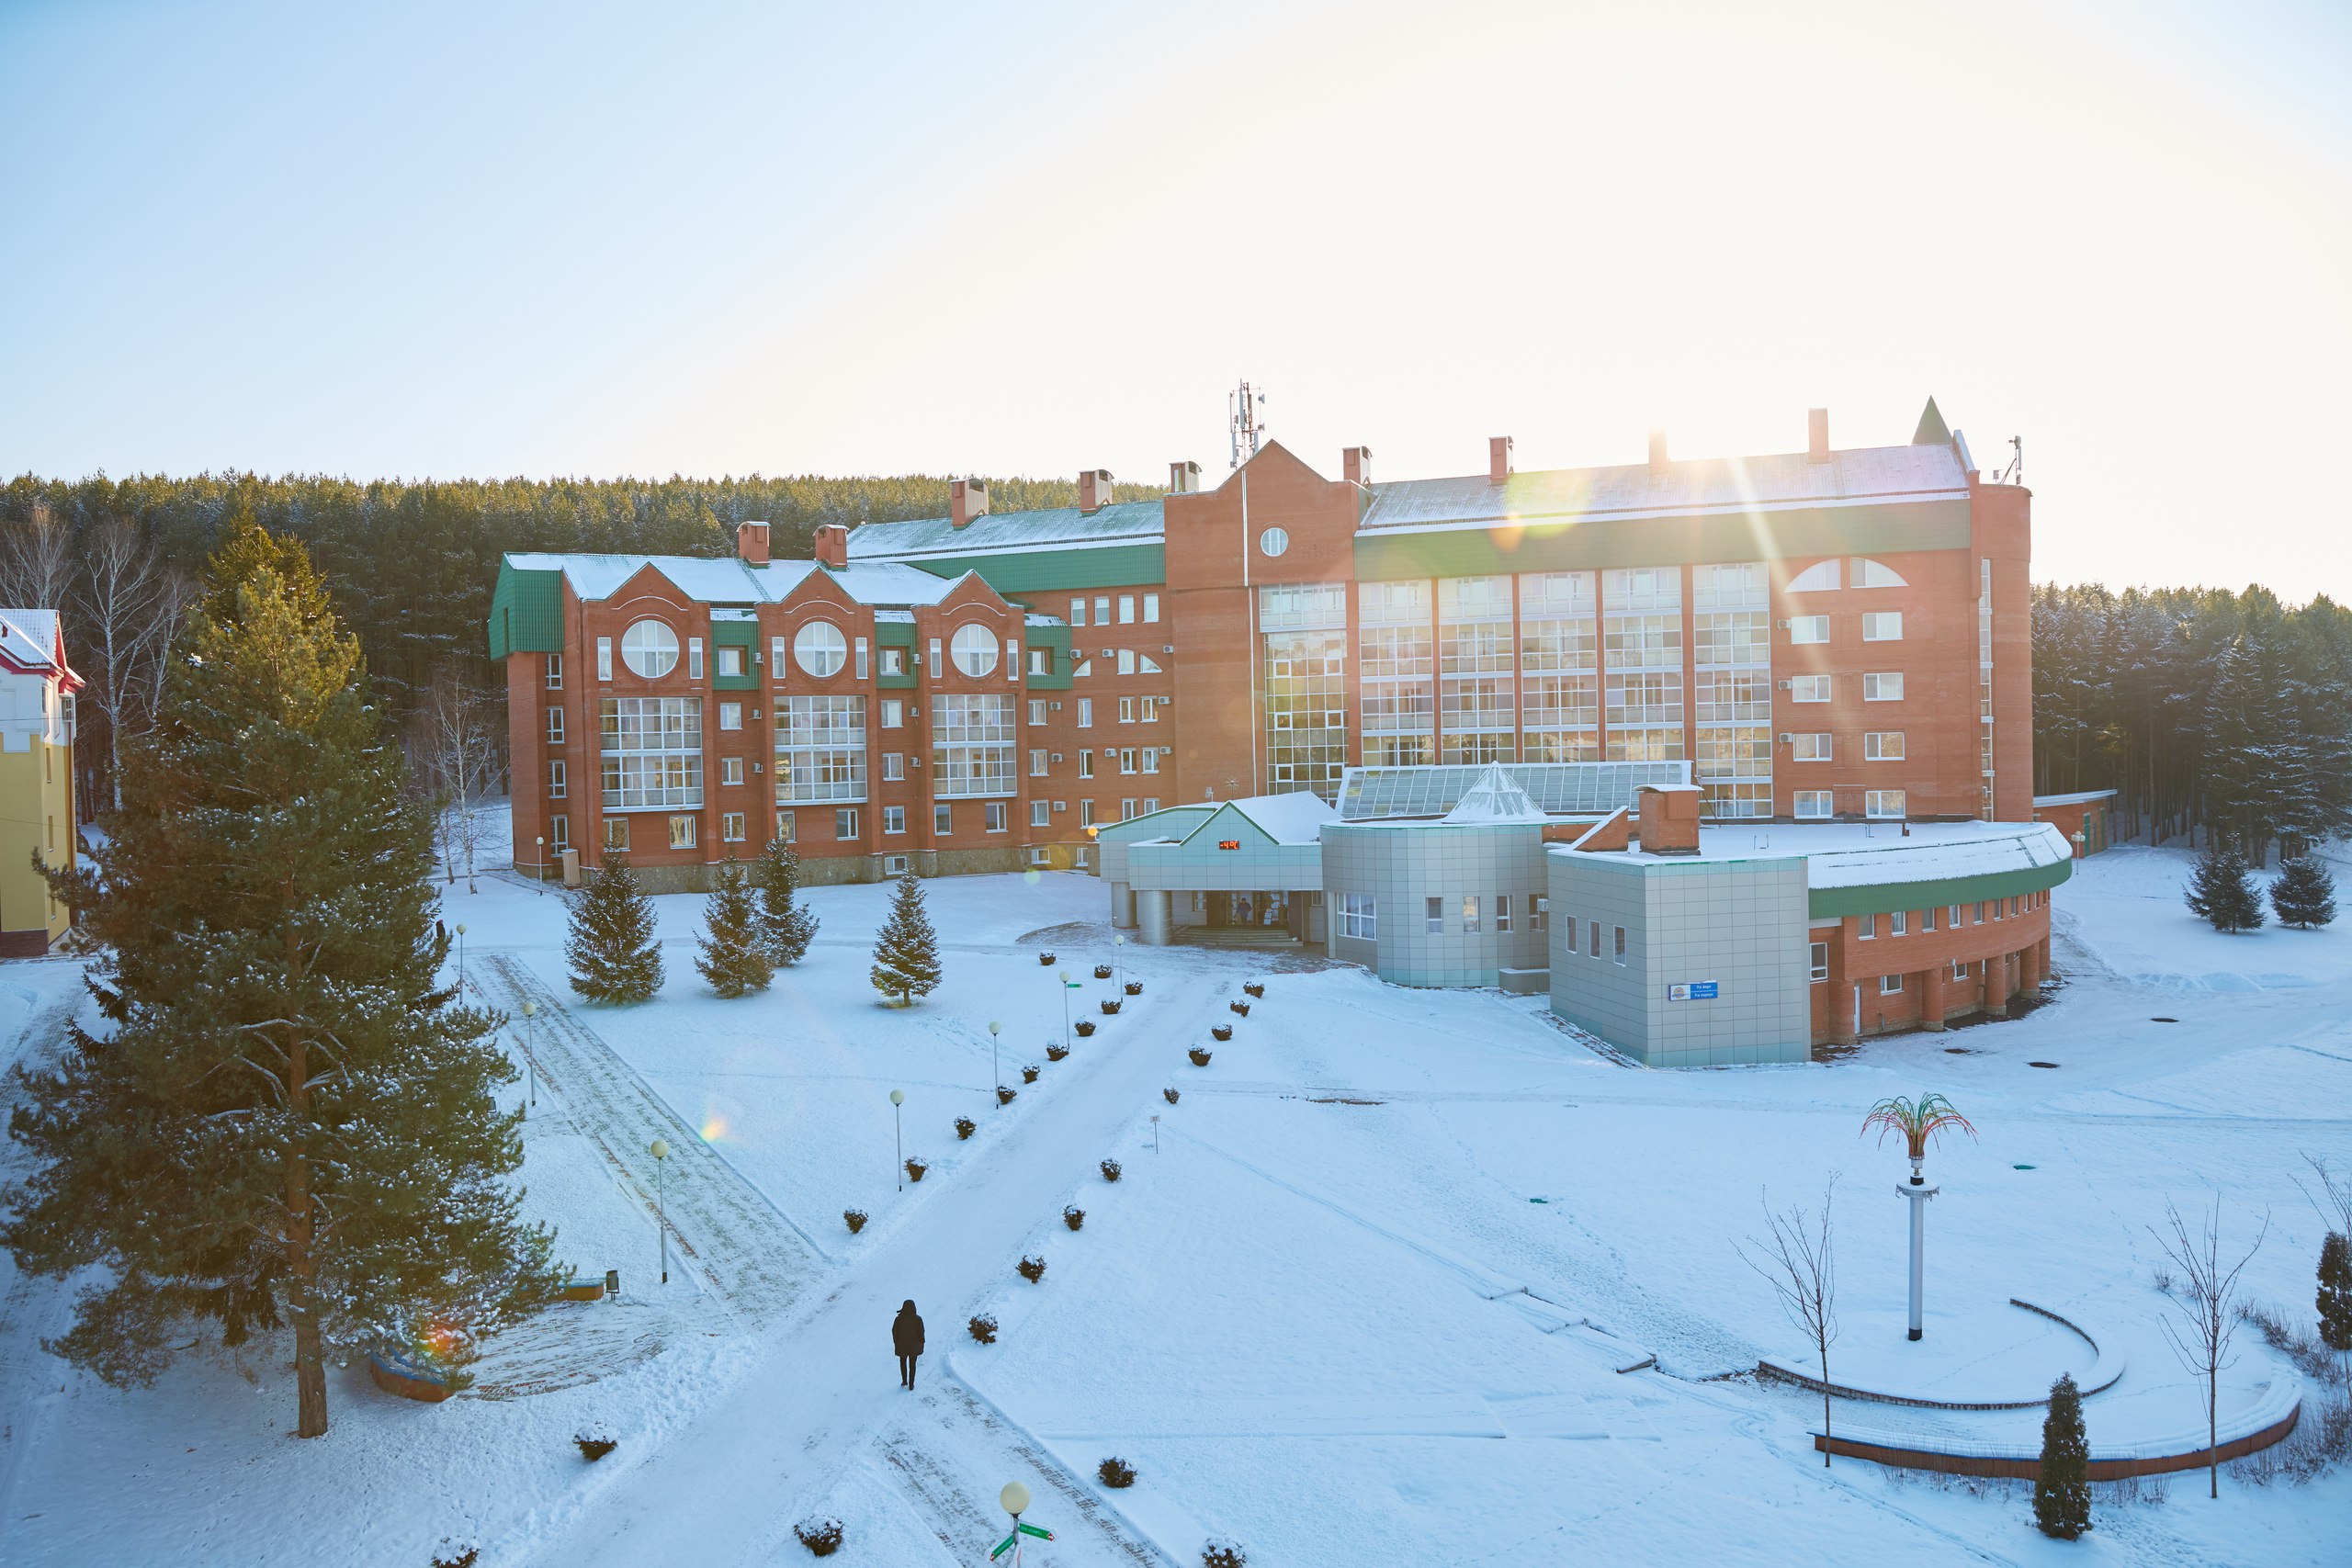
5, 0, 2348, 595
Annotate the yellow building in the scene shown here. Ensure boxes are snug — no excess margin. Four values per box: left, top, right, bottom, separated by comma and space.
0, 610, 79, 955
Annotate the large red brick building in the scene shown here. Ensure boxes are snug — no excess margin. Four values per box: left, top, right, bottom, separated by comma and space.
489, 400, 2033, 892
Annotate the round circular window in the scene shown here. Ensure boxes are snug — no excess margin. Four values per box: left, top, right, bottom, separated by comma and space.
1259, 526, 1290, 558
793, 621, 847, 678
620, 619, 679, 679
950, 623, 1000, 678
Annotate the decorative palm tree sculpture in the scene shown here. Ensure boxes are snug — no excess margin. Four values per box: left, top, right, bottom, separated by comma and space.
1862, 1093, 1977, 1341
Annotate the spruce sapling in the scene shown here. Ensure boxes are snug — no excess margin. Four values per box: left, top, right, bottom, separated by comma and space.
2270, 854, 2337, 930
869, 869, 942, 1004
2184, 841, 2264, 932
695, 858, 773, 997
2318, 1232, 2352, 1376
2033, 1372, 2091, 1539
567, 854, 665, 1002
755, 833, 819, 964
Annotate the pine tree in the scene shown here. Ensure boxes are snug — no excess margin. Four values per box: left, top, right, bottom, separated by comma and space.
754, 834, 819, 966
870, 870, 942, 1005
695, 859, 773, 998
566, 854, 665, 1002
2270, 854, 2337, 930
2319, 1232, 2352, 1375
2184, 841, 2264, 932
5, 536, 558, 1440
2033, 1372, 2092, 1540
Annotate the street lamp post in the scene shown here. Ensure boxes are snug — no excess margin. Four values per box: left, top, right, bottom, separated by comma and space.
521, 1000, 537, 1114
649, 1138, 670, 1284
989, 1021, 1001, 1107
536, 835, 546, 892
1114, 932, 1125, 990
1001, 1482, 1032, 1567
890, 1089, 905, 1190
1057, 972, 1071, 1053
455, 923, 468, 993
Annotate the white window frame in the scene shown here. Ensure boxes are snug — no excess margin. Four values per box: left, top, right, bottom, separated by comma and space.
547, 706, 565, 743
1789, 674, 1831, 703
718, 702, 742, 731
1863, 671, 1905, 702
546, 652, 564, 689
1861, 611, 1904, 642
1863, 731, 1905, 761
549, 759, 567, 798
1880, 973, 1905, 995
596, 637, 613, 682
1425, 897, 1444, 934
1809, 941, 1828, 982
1793, 789, 1832, 819
1866, 788, 1908, 820
1338, 893, 1376, 941
1788, 615, 1829, 645
883, 805, 906, 834
719, 755, 744, 786
1792, 733, 1832, 762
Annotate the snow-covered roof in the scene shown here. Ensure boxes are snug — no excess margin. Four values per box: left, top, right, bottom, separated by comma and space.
846, 500, 1166, 562
1440, 762, 1551, 825
1357, 443, 1970, 536
1586, 820, 2073, 886
2032, 789, 2119, 807
0, 608, 77, 686
501, 553, 996, 611
1213, 791, 1342, 846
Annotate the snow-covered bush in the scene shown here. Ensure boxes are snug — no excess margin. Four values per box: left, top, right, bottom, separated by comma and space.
1124, 980, 1143, 996
432, 1540, 479, 1568
1164, 1087, 1181, 1104
998, 1086, 1019, 1106
1038, 951, 1057, 966
1189, 1047, 1213, 1067
1098, 1456, 1136, 1488
905, 1156, 929, 1182
1046, 1044, 1069, 1062
1100, 1158, 1122, 1182
1064, 1205, 1085, 1231
1023, 1064, 1042, 1083
956, 1116, 978, 1141
1228, 999, 1250, 1017
1100, 998, 1122, 1015
843, 1208, 867, 1235
1211, 1024, 1233, 1042
1074, 1020, 1097, 1038
1017, 1254, 1046, 1282
794, 1517, 844, 1556
575, 1424, 618, 1461
1203, 1540, 1248, 1568
1093, 963, 1114, 979
968, 1313, 999, 1344
1243, 982, 1265, 998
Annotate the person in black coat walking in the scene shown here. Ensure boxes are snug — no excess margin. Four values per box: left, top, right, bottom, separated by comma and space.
892, 1300, 925, 1389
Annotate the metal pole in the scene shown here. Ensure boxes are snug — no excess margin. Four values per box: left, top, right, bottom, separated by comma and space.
658, 1160, 668, 1285
895, 1102, 903, 1191
1899, 1174, 1937, 1341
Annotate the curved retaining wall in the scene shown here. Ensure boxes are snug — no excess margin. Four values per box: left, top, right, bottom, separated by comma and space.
1758, 1298, 2124, 1411
1813, 1378, 2302, 1481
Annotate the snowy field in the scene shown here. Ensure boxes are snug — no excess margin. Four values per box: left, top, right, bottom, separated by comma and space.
1, 822, 2346, 1567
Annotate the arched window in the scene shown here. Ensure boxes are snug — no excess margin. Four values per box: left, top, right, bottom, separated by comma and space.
1850, 557, 1909, 588
950, 623, 999, 678
1786, 559, 1841, 592
794, 621, 847, 678
621, 619, 679, 678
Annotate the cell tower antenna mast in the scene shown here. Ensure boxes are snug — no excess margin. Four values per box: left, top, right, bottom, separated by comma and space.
1997, 435, 2023, 485
1229, 379, 1267, 468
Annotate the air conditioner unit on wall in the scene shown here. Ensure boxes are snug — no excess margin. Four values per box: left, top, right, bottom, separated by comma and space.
1778, 734, 1792, 743
1159, 746, 1172, 756
1777, 680, 1792, 690
1051, 752, 1064, 763
1162, 645, 1174, 654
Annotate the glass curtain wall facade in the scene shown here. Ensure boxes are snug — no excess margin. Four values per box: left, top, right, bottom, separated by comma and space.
600, 696, 704, 809
1438, 575, 1515, 764
775, 694, 867, 804
1358, 579, 1433, 767
1518, 570, 1599, 762
1260, 583, 1350, 798
1692, 561, 1772, 818
932, 694, 1017, 796
1602, 568, 1684, 761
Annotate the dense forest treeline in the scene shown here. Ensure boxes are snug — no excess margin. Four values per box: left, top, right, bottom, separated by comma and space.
6, 469, 2349, 863
2032, 583, 2352, 863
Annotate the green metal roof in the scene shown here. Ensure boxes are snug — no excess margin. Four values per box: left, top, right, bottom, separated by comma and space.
489, 563, 564, 659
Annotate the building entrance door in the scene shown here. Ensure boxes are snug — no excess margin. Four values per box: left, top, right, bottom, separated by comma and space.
1209, 891, 1289, 931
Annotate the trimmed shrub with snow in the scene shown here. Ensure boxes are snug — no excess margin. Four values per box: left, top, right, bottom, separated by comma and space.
905, 1156, 929, 1182
432, 1540, 479, 1568
1063, 1204, 1085, 1231
794, 1517, 845, 1557
1101, 1158, 1122, 1182
1228, 999, 1250, 1017
1017, 1254, 1046, 1282
575, 1425, 617, 1461
1125, 980, 1143, 996
998, 1086, 1019, 1106
1098, 1456, 1136, 1488
1093, 964, 1114, 979
1164, 1087, 1181, 1104
1038, 951, 1057, 966
1189, 1046, 1213, 1067
956, 1116, 977, 1141
1100, 998, 1122, 1016
968, 1313, 999, 1344
1243, 981, 1265, 998
1203, 1540, 1248, 1568
1075, 1020, 1097, 1038
1046, 1043, 1069, 1062
843, 1208, 867, 1235
1023, 1064, 1042, 1083
1211, 1024, 1233, 1042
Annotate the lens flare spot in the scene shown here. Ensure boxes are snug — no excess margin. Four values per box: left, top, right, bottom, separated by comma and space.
1023, 869, 1042, 886
700, 1113, 729, 1143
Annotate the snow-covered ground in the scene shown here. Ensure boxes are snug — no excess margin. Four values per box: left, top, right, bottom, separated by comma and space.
1, 821, 2346, 1567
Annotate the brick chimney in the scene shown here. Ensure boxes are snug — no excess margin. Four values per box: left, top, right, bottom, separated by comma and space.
1343, 446, 1372, 486
1807, 408, 1830, 463
1168, 460, 1201, 494
1078, 468, 1114, 513
813, 524, 848, 570
950, 479, 989, 529
1488, 436, 1512, 486
736, 520, 771, 566
1648, 428, 1669, 470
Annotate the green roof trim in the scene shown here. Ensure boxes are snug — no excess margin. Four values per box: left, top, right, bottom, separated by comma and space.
489, 563, 564, 660
1352, 499, 1971, 581
1911, 397, 1951, 446
910, 544, 1166, 593
1023, 623, 1074, 690
1807, 855, 2072, 920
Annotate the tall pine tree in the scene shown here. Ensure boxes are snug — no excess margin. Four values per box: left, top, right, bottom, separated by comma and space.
870, 870, 942, 1005
5, 538, 558, 1439
2184, 841, 2264, 932
2269, 854, 2337, 930
2033, 1372, 2092, 1539
695, 859, 773, 998
755, 834, 819, 966
565, 854, 665, 1002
